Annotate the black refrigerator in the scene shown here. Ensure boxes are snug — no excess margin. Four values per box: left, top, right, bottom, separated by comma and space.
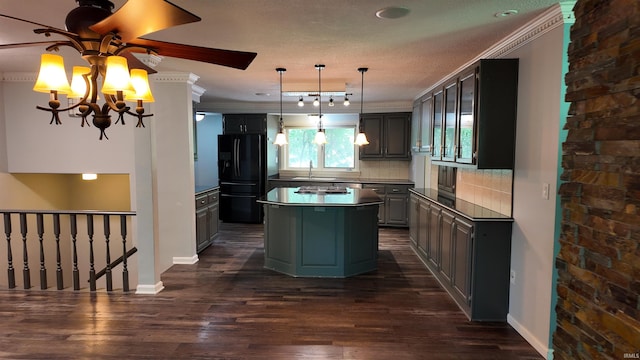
218, 134, 267, 223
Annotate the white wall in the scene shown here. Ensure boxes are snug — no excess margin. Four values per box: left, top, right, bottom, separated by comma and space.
3, 74, 135, 174
507, 25, 564, 357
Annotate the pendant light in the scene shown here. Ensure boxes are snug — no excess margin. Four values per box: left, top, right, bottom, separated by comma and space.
274, 68, 288, 145
354, 67, 370, 146
313, 64, 328, 145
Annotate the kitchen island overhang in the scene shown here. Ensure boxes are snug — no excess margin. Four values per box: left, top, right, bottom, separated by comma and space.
257, 187, 383, 278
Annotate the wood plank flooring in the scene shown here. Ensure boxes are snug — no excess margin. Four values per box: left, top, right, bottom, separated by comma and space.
0, 223, 543, 359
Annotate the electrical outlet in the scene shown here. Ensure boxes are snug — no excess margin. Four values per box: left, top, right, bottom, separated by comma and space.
542, 183, 550, 200
510, 270, 516, 285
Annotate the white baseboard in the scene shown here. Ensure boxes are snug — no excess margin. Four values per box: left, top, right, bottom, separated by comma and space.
135, 281, 165, 295
173, 255, 199, 265
507, 314, 551, 358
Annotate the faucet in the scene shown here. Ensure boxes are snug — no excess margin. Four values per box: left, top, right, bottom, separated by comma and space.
308, 160, 313, 179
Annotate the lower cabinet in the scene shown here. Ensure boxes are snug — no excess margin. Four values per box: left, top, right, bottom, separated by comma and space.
410, 192, 513, 321
363, 184, 410, 227
195, 188, 220, 253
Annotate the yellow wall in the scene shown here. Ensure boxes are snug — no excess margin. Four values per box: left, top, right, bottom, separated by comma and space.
0, 173, 130, 211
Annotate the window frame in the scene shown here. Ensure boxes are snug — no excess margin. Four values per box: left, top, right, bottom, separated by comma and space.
281, 125, 359, 172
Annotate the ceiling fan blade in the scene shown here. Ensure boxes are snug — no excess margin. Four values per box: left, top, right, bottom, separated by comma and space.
89, 0, 201, 43
127, 38, 257, 70
0, 40, 65, 50
0, 13, 72, 36
121, 52, 158, 74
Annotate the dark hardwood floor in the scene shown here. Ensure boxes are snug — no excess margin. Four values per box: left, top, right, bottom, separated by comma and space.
0, 223, 543, 359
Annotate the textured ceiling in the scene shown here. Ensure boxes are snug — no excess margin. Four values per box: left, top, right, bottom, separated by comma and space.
0, 0, 562, 111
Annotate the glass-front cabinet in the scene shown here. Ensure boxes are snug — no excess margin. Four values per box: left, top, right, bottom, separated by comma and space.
442, 82, 457, 162
431, 90, 443, 160
411, 102, 421, 151
419, 95, 432, 153
415, 58, 519, 169
456, 70, 476, 164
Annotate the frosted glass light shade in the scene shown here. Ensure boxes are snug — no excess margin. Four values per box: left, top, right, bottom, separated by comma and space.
33, 54, 72, 94
68, 66, 91, 98
126, 69, 154, 102
313, 130, 327, 144
101, 56, 135, 95
354, 132, 370, 145
274, 132, 288, 145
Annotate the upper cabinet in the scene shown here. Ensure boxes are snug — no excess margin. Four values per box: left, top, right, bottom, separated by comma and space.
360, 112, 411, 160
411, 95, 433, 153
223, 114, 267, 134
415, 58, 519, 169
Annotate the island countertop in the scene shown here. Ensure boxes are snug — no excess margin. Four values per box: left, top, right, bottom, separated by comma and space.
258, 187, 383, 207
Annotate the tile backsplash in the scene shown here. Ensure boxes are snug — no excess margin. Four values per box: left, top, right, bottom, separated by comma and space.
431, 165, 513, 216
359, 161, 410, 179
456, 168, 513, 216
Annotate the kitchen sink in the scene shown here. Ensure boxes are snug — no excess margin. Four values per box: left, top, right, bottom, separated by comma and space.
292, 177, 336, 181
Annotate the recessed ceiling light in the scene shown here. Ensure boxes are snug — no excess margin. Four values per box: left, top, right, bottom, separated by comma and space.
495, 9, 518, 17
375, 6, 410, 19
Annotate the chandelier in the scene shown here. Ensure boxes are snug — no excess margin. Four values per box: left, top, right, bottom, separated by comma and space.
33, 51, 154, 140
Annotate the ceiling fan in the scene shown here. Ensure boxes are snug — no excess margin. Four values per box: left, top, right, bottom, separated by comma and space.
0, 0, 258, 139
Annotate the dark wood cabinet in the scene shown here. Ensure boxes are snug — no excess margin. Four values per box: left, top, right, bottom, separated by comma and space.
410, 191, 513, 321
360, 112, 411, 160
418, 59, 518, 169
363, 183, 410, 227
439, 210, 455, 283
195, 188, 220, 253
223, 114, 267, 134
427, 203, 442, 269
452, 217, 473, 306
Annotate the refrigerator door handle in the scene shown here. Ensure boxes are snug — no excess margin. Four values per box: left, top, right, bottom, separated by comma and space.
220, 194, 258, 198
234, 138, 240, 177
221, 182, 258, 186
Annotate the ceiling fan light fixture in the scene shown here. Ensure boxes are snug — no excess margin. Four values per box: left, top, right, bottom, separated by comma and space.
33, 54, 72, 94
68, 66, 92, 99
101, 55, 135, 95
127, 69, 155, 102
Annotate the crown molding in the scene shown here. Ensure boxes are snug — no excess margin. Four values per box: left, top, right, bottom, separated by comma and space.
414, 3, 570, 101
2, 72, 36, 82
151, 72, 200, 84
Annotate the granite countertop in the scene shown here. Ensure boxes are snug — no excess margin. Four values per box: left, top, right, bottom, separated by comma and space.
258, 187, 383, 207
272, 177, 414, 185
410, 188, 513, 221
195, 185, 219, 195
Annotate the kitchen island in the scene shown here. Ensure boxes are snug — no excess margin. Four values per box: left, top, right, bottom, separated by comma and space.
257, 186, 383, 277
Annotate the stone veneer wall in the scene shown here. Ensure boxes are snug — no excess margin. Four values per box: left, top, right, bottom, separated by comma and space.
553, 0, 640, 358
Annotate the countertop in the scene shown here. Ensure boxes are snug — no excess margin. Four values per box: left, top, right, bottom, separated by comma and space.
195, 186, 219, 195
410, 188, 513, 221
271, 177, 414, 185
258, 187, 383, 207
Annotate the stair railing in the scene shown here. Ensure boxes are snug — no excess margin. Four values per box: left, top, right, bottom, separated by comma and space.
1, 210, 136, 292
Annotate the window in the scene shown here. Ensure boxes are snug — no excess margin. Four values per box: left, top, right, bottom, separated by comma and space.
285, 126, 356, 170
